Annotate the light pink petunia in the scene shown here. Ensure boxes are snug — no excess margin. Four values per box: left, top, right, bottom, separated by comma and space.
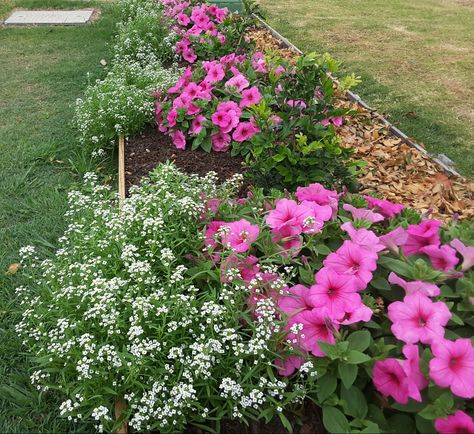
224, 74, 249, 92
387, 292, 451, 344
403, 220, 441, 256
323, 240, 378, 290
435, 410, 474, 434
221, 219, 259, 253
295, 183, 339, 217
189, 114, 207, 135
343, 204, 385, 223
278, 284, 314, 316
309, 267, 361, 319
373, 358, 422, 404
287, 308, 338, 357
363, 195, 405, 219
429, 338, 474, 399
388, 272, 440, 297
239, 86, 263, 108
275, 356, 305, 377
340, 222, 384, 253
421, 244, 459, 272
379, 227, 408, 254
450, 239, 474, 271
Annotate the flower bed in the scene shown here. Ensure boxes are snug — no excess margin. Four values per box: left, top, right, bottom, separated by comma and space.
16, 0, 474, 433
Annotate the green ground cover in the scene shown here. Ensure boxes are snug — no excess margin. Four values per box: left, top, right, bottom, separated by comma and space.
259, 0, 474, 177
0, 1, 118, 431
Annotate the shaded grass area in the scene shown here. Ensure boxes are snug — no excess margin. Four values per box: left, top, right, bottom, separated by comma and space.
0, 1, 118, 431
259, 0, 474, 177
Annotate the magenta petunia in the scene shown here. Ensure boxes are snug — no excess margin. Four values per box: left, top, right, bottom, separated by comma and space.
221, 219, 259, 253
387, 292, 451, 344
266, 199, 313, 236
435, 410, 474, 434
372, 358, 422, 404
334, 302, 372, 325
182, 48, 197, 63
204, 63, 225, 83
189, 114, 207, 135
278, 284, 314, 316
275, 356, 305, 377
295, 183, 339, 217
388, 272, 440, 297
171, 130, 186, 150
429, 338, 474, 399
220, 255, 260, 283
210, 131, 231, 152
232, 121, 260, 142
402, 219, 441, 256
421, 244, 459, 272
363, 195, 405, 219
402, 344, 428, 391
300, 201, 332, 234
176, 12, 190, 26
224, 74, 249, 92
211, 110, 231, 129
239, 86, 263, 108
450, 239, 474, 271
323, 240, 378, 290
342, 204, 384, 223
309, 267, 361, 319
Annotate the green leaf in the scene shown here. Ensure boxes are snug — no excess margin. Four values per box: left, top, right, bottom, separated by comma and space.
377, 257, 414, 279
315, 244, 332, 255
346, 350, 371, 364
347, 330, 371, 352
277, 412, 294, 433
322, 406, 349, 434
361, 421, 381, 433
201, 137, 212, 153
415, 415, 436, 433
370, 276, 391, 291
338, 363, 358, 389
388, 414, 416, 433
340, 385, 368, 419
419, 393, 454, 420
317, 373, 337, 402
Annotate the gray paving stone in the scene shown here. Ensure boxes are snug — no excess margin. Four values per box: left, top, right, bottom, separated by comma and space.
4, 9, 94, 25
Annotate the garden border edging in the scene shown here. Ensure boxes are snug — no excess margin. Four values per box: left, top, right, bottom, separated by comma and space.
252, 14, 461, 178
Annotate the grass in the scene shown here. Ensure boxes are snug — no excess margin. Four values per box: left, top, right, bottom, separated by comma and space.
259, 0, 474, 178
0, 1, 118, 431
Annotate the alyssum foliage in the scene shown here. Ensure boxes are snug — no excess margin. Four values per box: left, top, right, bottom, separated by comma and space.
16, 165, 474, 433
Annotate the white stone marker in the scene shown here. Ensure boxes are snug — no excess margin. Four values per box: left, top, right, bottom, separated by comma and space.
4, 9, 94, 25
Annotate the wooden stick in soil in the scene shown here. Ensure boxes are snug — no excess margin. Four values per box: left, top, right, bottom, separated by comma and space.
118, 135, 126, 207
114, 398, 128, 434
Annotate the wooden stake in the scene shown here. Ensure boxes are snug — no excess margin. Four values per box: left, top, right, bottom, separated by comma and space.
118, 135, 126, 207
114, 398, 128, 434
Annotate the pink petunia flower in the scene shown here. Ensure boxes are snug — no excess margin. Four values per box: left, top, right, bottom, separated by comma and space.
189, 114, 207, 135
171, 130, 186, 150
402, 344, 428, 391
295, 183, 339, 217
211, 110, 231, 129
343, 204, 385, 223
300, 201, 332, 234
275, 356, 305, 377
232, 121, 260, 142
373, 358, 422, 404
205, 63, 225, 83
182, 48, 197, 63
379, 227, 408, 254
388, 272, 440, 297
421, 244, 459, 272
435, 410, 474, 434
429, 338, 474, 399
309, 267, 361, 319
287, 100, 307, 109
225, 74, 250, 92
204, 220, 226, 253
239, 86, 263, 108
403, 220, 442, 256
176, 13, 190, 26
221, 219, 259, 253
334, 303, 372, 325
363, 195, 405, 219
387, 292, 451, 344
221, 255, 260, 283
251, 52, 267, 73
323, 240, 378, 290
210, 131, 231, 152
450, 239, 474, 271
287, 308, 338, 357
266, 199, 313, 236
278, 284, 314, 316
340, 222, 384, 253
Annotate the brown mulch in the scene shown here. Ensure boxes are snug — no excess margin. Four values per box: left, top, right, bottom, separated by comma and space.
247, 27, 474, 221
125, 125, 246, 195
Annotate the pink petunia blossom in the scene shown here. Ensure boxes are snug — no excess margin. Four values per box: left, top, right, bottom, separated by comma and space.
278, 284, 314, 316
182, 48, 197, 63
388, 272, 440, 297
343, 204, 385, 223
251, 52, 267, 73
287, 308, 338, 357
309, 267, 361, 319
225, 74, 249, 92
421, 244, 459, 272
167, 109, 178, 128
266, 199, 313, 236
189, 114, 206, 135
363, 195, 405, 219
387, 292, 451, 344
450, 239, 474, 271
429, 338, 474, 399
210, 131, 231, 152
403, 220, 441, 256
176, 13, 190, 26
239, 86, 263, 108
300, 201, 332, 234
171, 130, 186, 150
204, 220, 226, 250
232, 121, 260, 142
211, 110, 232, 129
379, 227, 408, 254
372, 358, 422, 404
340, 222, 384, 253
334, 303, 372, 325
435, 410, 474, 434
221, 255, 260, 283
287, 100, 307, 109
275, 356, 305, 377
323, 240, 378, 290
205, 63, 225, 83
295, 183, 339, 217
221, 219, 259, 253
402, 344, 428, 391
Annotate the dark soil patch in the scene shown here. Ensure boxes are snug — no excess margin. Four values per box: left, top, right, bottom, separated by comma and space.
125, 125, 248, 194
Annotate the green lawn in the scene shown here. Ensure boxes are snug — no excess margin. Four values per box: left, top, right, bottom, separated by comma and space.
259, 0, 474, 177
0, 1, 118, 431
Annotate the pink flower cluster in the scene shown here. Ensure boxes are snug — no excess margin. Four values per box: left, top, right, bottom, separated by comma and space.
156, 54, 264, 151
161, 0, 229, 64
